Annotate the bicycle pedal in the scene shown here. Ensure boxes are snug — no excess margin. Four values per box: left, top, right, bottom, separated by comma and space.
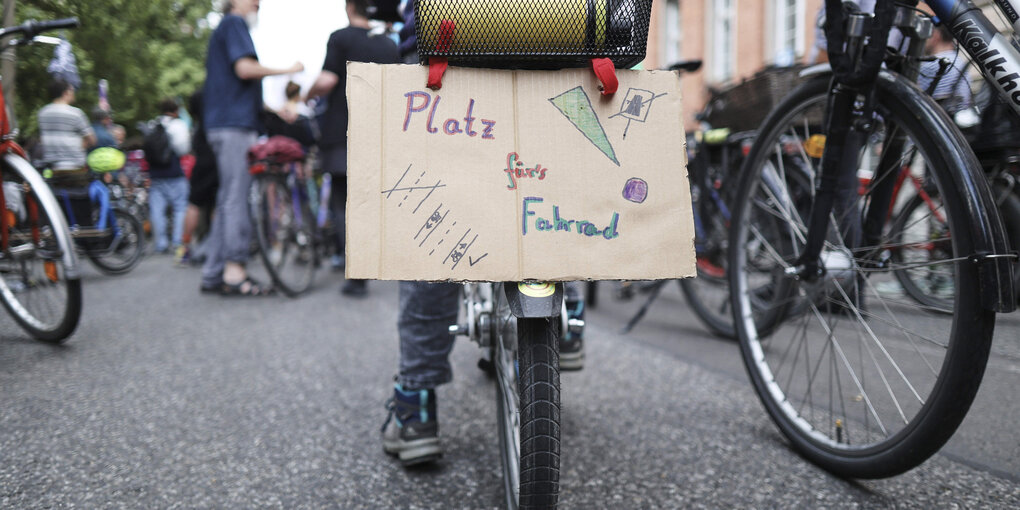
477, 357, 495, 376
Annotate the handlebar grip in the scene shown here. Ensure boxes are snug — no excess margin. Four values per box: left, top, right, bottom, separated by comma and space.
30, 18, 80, 33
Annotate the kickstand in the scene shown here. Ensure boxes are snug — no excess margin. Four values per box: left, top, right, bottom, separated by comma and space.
620, 280, 667, 334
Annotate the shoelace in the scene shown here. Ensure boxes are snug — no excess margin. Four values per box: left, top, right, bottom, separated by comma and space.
380, 396, 421, 432
380, 397, 397, 433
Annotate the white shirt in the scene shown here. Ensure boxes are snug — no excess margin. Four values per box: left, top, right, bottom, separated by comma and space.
158, 115, 192, 156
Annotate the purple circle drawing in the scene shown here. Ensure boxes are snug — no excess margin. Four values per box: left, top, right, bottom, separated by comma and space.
622, 178, 648, 203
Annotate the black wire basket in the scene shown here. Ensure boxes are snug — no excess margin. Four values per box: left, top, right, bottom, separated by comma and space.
414, 0, 653, 69
706, 65, 811, 132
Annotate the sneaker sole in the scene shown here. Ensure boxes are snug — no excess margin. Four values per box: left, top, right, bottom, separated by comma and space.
559, 351, 585, 371
383, 437, 442, 466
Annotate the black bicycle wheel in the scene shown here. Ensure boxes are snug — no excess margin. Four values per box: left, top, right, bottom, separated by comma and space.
889, 194, 953, 313
680, 161, 737, 337
517, 316, 560, 509
992, 184, 1020, 305
491, 283, 521, 509
728, 73, 995, 478
0, 158, 82, 342
87, 208, 145, 275
250, 175, 316, 296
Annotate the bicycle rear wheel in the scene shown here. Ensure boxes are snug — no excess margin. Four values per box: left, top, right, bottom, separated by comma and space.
517, 316, 560, 509
491, 283, 561, 509
87, 208, 145, 275
0, 158, 82, 342
728, 74, 995, 478
250, 175, 316, 296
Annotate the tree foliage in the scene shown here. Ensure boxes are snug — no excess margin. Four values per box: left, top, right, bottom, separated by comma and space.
13, 0, 215, 139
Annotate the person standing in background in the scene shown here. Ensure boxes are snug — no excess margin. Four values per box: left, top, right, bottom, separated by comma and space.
200, 0, 303, 296
305, 0, 398, 297
147, 98, 192, 258
38, 78, 96, 188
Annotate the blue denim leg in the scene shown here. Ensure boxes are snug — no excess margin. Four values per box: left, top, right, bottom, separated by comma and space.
397, 281, 460, 390
149, 180, 170, 252
168, 177, 190, 248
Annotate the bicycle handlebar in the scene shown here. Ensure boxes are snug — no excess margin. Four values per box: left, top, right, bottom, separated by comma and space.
0, 18, 79, 42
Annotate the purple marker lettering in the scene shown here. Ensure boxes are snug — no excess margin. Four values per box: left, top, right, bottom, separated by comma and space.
464, 99, 478, 136
481, 119, 496, 139
426, 95, 442, 134
443, 119, 463, 135
403, 91, 431, 131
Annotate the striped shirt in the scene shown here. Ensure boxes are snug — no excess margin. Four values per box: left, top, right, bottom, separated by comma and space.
918, 49, 973, 113
37, 103, 94, 171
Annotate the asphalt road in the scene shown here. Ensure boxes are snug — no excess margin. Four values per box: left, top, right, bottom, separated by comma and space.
1, 255, 1018, 508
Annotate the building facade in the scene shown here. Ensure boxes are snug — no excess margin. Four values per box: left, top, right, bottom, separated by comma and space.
645, 0, 824, 129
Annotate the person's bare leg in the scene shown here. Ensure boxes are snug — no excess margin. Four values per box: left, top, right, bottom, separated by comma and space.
183, 204, 200, 246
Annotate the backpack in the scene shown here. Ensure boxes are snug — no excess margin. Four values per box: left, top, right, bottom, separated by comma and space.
143, 121, 175, 168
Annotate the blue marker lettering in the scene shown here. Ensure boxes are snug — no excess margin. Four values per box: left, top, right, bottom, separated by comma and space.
522, 197, 542, 235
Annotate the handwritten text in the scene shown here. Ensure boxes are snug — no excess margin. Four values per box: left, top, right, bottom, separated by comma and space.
403, 91, 496, 140
522, 197, 620, 240
503, 152, 549, 190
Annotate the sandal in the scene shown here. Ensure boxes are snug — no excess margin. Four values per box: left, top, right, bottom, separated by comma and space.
220, 277, 275, 297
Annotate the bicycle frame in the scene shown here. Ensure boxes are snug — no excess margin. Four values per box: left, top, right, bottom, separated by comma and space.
797, 0, 1016, 312
0, 155, 80, 278
929, 0, 1020, 118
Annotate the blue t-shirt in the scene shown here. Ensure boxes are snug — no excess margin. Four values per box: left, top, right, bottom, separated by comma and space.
91, 123, 117, 149
203, 15, 261, 130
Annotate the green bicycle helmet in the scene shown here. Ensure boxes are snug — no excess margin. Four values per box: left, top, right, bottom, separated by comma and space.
86, 147, 126, 173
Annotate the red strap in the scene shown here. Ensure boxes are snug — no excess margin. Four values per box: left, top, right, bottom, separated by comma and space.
427, 57, 449, 90
427, 20, 456, 90
591, 58, 618, 96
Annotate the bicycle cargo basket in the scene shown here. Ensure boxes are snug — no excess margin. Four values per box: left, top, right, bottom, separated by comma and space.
414, 0, 653, 69
706, 65, 811, 132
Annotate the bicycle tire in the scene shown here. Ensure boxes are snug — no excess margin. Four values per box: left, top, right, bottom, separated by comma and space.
517, 316, 560, 509
87, 208, 145, 275
0, 158, 82, 342
250, 175, 317, 296
728, 73, 995, 478
993, 184, 1020, 304
889, 194, 953, 313
491, 283, 521, 509
681, 163, 737, 337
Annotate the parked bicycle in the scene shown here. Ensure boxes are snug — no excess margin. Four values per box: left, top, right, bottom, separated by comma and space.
618, 61, 776, 337
678, 120, 755, 337
728, 0, 1018, 479
247, 137, 329, 296
47, 172, 145, 276
0, 18, 82, 342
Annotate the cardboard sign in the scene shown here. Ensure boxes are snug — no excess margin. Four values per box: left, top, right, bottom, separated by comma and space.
346, 63, 695, 281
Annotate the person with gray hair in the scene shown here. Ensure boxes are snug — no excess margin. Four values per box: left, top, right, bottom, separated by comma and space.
200, 0, 303, 296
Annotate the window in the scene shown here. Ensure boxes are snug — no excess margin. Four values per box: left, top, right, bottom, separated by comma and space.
661, 0, 681, 67
709, 0, 736, 82
773, 0, 805, 66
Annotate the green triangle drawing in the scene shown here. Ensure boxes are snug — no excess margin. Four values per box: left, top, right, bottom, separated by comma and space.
549, 86, 619, 166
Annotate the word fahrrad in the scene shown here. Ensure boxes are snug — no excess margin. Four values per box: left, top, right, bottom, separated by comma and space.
522, 197, 620, 240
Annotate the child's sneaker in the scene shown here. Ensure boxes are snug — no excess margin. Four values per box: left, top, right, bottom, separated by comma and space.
381, 384, 442, 466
